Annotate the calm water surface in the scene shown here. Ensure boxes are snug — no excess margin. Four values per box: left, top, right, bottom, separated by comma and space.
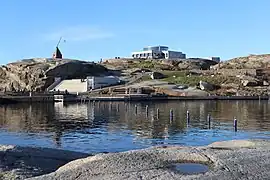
0, 101, 270, 153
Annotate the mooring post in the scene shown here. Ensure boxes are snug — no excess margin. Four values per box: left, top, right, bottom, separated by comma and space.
157, 108, 160, 119
135, 105, 137, 114
234, 117, 237, 132
110, 102, 112, 110
207, 114, 211, 129
186, 110, 190, 124
125, 103, 128, 112
170, 109, 173, 118
146, 105, 149, 116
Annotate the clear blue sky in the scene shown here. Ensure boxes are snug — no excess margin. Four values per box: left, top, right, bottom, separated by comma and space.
0, 0, 270, 64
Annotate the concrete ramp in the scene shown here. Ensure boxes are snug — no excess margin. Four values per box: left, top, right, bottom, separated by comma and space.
54, 79, 87, 93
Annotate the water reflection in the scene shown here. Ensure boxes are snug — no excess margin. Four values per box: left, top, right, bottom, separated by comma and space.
0, 100, 270, 153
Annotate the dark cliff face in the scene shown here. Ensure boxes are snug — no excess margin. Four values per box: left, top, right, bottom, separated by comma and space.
46, 61, 109, 79
0, 59, 109, 91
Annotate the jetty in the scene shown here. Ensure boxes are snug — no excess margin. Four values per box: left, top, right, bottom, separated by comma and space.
0, 91, 269, 103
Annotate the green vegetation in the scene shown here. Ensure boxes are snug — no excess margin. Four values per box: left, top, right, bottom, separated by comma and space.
128, 60, 157, 69
161, 70, 240, 86
139, 75, 152, 81
161, 70, 189, 77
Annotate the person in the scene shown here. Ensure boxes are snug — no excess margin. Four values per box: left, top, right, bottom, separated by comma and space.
52, 52, 56, 59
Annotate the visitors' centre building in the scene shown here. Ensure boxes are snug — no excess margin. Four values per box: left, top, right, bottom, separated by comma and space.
131, 46, 186, 59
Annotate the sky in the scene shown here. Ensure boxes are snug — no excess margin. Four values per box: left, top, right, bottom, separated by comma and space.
0, 0, 270, 64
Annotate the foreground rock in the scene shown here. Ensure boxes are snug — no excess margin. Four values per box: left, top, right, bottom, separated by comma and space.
30, 139, 270, 180
0, 145, 89, 180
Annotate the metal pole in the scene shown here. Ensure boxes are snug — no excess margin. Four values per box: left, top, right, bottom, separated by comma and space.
56, 37, 62, 47
234, 117, 237, 132
207, 114, 211, 129
186, 110, 190, 124
135, 105, 137, 114
170, 109, 173, 118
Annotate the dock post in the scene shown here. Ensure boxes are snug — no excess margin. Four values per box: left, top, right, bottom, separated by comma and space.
170, 109, 173, 120
125, 103, 128, 112
157, 108, 160, 119
146, 105, 149, 116
234, 117, 237, 132
207, 114, 211, 129
186, 110, 190, 124
135, 105, 137, 114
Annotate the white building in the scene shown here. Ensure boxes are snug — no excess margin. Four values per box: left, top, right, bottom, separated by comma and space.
131, 46, 186, 59
50, 76, 121, 93
87, 76, 120, 90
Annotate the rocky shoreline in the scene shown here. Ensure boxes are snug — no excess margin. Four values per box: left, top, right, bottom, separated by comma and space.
1, 139, 270, 180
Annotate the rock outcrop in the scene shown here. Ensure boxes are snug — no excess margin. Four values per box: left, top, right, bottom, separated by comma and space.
0, 145, 89, 180
150, 72, 166, 79
214, 54, 270, 69
0, 58, 109, 91
29, 139, 270, 180
103, 58, 218, 71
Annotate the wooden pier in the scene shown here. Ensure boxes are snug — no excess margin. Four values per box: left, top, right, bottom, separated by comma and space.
0, 92, 269, 103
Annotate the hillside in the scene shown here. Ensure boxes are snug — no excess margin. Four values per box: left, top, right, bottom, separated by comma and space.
0, 58, 109, 91
102, 58, 218, 71
213, 54, 270, 69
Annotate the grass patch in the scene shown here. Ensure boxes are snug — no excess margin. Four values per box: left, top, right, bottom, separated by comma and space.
161, 71, 240, 86
127, 60, 160, 69
161, 70, 189, 77
140, 75, 152, 81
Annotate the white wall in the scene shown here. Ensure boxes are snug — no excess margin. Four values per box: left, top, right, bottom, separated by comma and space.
54, 79, 87, 92
87, 76, 120, 90
131, 50, 153, 58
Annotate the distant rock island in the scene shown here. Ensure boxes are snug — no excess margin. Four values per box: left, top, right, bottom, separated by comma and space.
0, 54, 270, 96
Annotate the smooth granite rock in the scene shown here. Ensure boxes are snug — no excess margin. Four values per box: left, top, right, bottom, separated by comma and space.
28, 139, 270, 180
0, 145, 89, 180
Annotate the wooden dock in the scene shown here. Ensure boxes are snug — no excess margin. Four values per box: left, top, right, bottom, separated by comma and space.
0, 93, 269, 103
